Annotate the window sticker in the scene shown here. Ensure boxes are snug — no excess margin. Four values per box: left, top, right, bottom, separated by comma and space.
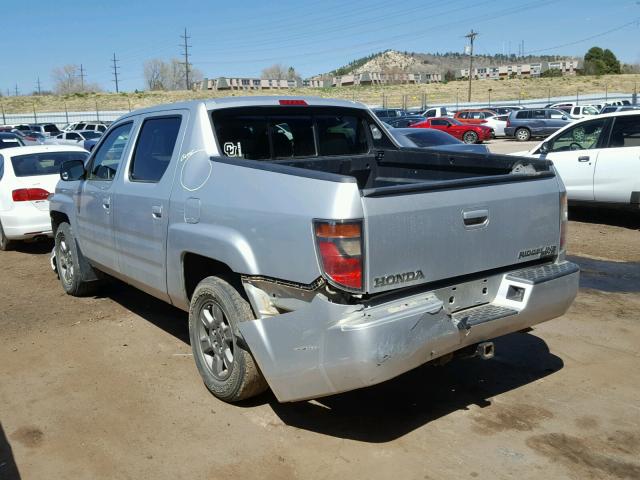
223, 142, 243, 157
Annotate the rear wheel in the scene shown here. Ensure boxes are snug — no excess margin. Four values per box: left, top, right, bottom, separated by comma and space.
462, 131, 479, 144
189, 276, 267, 402
0, 221, 14, 251
515, 128, 531, 142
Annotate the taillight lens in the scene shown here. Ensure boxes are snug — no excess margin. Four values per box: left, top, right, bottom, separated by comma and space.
12, 188, 50, 202
559, 191, 568, 258
314, 220, 363, 291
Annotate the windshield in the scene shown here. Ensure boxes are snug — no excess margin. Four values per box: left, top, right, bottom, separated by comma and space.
448, 118, 464, 126
406, 130, 462, 147
11, 151, 88, 177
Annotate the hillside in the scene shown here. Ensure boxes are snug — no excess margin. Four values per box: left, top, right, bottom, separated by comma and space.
1, 74, 638, 115
328, 50, 580, 76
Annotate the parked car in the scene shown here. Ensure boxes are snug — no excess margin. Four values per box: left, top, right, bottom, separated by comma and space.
411, 117, 493, 143
548, 102, 576, 114
48, 130, 103, 146
389, 128, 490, 153
599, 105, 640, 115
28, 123, 61, 137
83, 138, 100, 152
372, 108, 409, 123
13, 125, 33, 133
490, 106, 523, 115
0, 133, 25, 149
62, 121, 108, 133
484, 114, 509, 137
505, 108, 573, 141
421, 106, 450, 118
385, 116, 426, 128
511, 111, 640, 209
0, 145, 88, 250
454, 109, 496, 125
13, 130, 46, 145
568, 105, 600, 119
49, 96, 578, 403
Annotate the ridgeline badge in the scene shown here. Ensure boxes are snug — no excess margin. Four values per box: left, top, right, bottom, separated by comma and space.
518, 245, 557, 260
374, 270, 425, 288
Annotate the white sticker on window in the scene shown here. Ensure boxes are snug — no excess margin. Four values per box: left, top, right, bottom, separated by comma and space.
223, 142, 243, 157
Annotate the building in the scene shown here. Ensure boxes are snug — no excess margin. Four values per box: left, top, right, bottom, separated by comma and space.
332, 71, 442, 87
460, 60, 581, 80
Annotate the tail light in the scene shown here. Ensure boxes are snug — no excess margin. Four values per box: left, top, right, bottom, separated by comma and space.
279, 99, 307, 106
559, 191, 568, 258
506, 117, 511, 127
478, 119, 487, 124
12, 188, 50, 202
314, 220, 363, 291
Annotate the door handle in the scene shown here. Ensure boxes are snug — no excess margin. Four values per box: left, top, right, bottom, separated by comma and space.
102, 197, 111, 212
578, 156, 590, 162
463, 209, 489, 228
152, 205, 163, 219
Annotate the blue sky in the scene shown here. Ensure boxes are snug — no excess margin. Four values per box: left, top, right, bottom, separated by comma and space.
1, 0, 639, 95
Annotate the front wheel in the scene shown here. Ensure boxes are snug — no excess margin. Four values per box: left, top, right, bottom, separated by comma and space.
462, 131, 479, 144
189, 276, 267, 402
54, 222, 99, 296
515, 128, 531, 142
0, 221, 14, 251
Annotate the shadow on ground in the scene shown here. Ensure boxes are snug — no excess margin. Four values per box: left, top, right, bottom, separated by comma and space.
569, 206, 640, 230
266, 332, 562, 442
0, 423, 21, 480
11, 239, 53, 255
100, 279, 563, 442
569, 255, 640, 293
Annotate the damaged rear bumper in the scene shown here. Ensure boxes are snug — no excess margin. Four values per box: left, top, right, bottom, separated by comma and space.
239, 261, 579, 402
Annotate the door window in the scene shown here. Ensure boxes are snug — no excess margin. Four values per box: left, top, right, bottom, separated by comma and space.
87, 122, 133, 180
516, 111, 530, 119
67, 132, 81, 140
130, 116, 182, 182
430, 119, 448, 126
548, 119, 607, 152
606, 116, 640, 148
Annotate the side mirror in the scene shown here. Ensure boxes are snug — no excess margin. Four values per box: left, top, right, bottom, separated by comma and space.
539, 142, 550, 154
562, 115, 568, 120
60, 160, 86, 181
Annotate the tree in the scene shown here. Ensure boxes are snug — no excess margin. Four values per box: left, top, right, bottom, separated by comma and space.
51, 64, 102, 94
540, 68, 562, 78
143, 58, 203, 91
443, 69, 457, 82
261, 64, 289, 80
584, 46, 621, 75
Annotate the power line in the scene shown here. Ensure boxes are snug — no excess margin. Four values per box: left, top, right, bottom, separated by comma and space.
78, 64, 87, 91
180, 28, 192, 90
111, 53, 121, 93
465, 29, 478, 102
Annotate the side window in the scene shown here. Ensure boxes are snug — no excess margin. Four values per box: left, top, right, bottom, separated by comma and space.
88, 122, 133, 180
67, 132, 81, 140
431, 119, 447, 126
607, 116, 640, 148
548, 119, 607, 153
0, 155, 4, 180
572, 107, 580, 115
516, 111, 530, 119
425, 110, 435, 118
532, 110, 546, 119
130, 116, 182, 182
75, 123, 86, 131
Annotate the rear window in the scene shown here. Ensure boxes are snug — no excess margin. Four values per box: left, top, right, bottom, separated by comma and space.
11, 151, 88, 177
212, 107, 371, 160
516, 111, 531, 119
81, 131, 102, 140
0, 137, 23, 149
44, 124, 60, 133
406, 130, 461, 147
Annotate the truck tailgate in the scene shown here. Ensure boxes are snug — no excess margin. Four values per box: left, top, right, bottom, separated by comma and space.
362, 176, 561, 293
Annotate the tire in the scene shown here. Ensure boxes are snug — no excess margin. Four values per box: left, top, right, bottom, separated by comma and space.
0, 221, 14, 251
189, 276, 268, 402
54, 222, 99, 296
462, 131, 478, 144
515, 128, 531, 142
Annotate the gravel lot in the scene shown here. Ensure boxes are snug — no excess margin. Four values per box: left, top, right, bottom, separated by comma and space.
1, 139, 639, 480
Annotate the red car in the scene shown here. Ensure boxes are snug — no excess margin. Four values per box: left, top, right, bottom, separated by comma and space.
410, 117, 493, 144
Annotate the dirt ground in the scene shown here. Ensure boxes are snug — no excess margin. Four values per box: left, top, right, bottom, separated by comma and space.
1, 145, 639, 479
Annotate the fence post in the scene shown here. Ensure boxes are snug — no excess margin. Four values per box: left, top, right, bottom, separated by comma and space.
547, 88, 551, 104
95, 101, 100, 121
633, 83, 638, 105
64, 102, 69, 124
32, 103, 37, 123
128, 98, 132, 112
0, 100, 6, 125
605, 85, 608, 103
576, 88, 579, 105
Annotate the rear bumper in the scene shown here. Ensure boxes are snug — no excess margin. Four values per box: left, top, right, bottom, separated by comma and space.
504, 127, 516, 137
0, 208, 52, 240
240, 261, 579, 402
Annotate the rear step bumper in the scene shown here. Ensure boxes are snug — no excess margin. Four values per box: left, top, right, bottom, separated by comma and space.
239, 261, 579, 402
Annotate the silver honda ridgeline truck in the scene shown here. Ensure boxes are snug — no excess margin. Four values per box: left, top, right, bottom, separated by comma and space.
50, 97, 579, 403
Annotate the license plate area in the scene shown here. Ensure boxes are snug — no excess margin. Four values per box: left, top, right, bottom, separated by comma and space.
435, 275, 502, 314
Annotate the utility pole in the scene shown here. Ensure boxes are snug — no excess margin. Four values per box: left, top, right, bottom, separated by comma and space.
465, 29, 478, 102
14, 84, 19, 96
111, 53, 120, 93
36, 77, 42, 95
78, 64, 86, 91
180, 28, 192, 91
